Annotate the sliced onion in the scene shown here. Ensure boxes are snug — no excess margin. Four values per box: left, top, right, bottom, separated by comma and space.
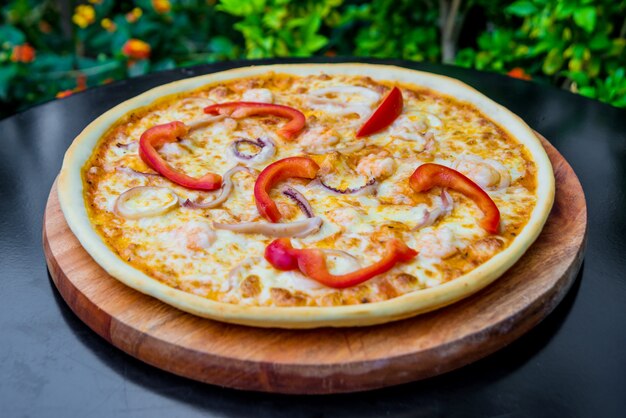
116, 166, 160, 177
183, 165, 251, 209
413, 189, 454, 230
441, 189, 453, 212
186, 114, 226, 130
318, 177, 377, 195
213, 217, 323, 238
309, 86, 381, 102
180, 97, 215, 108
307, 96, 372, 119
304, 142, 365, 155
282, 186, 314, 218
114, 186, 179, 219
230, 137, 275, 163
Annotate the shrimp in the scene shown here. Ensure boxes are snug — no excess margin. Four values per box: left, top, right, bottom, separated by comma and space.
413, 226, 458, 259
453, 154, 511, 190
356, 151, 397, 179
174, 221, 217, 252
208, 85, 231, 100
376, 164, 417, 205
242, 88, 273, 103
386, 111, 442, 152
299, 125, 340, 152
326, 207, 365, 231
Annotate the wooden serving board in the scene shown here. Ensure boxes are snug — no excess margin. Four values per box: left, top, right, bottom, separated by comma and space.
43, 136, 586, 394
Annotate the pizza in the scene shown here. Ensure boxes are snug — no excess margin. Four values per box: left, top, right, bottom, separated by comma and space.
57, 64, 554, 328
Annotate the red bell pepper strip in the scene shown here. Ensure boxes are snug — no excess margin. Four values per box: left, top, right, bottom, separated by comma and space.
356, 86, 403, 137
254, 156, 319, 222
138, 121, 222, 191
265, 238, 417, 289
409, 163, 500, 234
204, 102, 306, 140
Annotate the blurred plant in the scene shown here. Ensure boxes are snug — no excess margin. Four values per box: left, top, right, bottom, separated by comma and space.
217, 0, 342, 58
0, 0, 241, 117
333, 0, 440, 62
0, 0, 625, 119
456, 0, 626, 107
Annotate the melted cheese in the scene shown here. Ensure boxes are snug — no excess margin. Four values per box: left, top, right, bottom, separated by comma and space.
84, 73, 538, 307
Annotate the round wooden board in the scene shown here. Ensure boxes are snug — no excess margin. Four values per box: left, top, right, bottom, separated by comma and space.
43, 136, 586, 394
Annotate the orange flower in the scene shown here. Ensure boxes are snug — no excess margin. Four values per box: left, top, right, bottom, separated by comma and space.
122, 39, 151, 60
11, 44, 36, 63
56, 74, 88, 99
507, 67, 531, 80
56, 90, 74, 99
152, 0, 171, 13
126, 7, 143, 23
101, 18, 116, 32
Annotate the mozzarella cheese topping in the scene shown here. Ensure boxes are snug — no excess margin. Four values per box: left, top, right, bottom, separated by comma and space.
84, 72, 537, 307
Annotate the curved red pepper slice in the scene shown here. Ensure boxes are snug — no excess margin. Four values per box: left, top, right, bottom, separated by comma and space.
139, 121, 222, 191
204, 102, 306, 140
254, 156, 319, 222
409, 163, 500, 234
265, 238, 417, 289
356, 86, 403, 137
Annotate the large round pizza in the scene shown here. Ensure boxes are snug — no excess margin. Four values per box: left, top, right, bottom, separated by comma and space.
58, 63, 554, 328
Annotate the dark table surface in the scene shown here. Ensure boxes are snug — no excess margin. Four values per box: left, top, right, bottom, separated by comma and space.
1, 58, 625, 417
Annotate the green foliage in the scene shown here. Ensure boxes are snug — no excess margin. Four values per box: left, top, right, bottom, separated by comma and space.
217, 0, 341, 58
456, 0, 626, 107
0, 0, 625, 119
336, 0, 440, 62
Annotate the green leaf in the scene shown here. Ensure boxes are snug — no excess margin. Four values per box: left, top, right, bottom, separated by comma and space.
573, 7, 596, 33
209, 36, 235, 56
589, 34, 611, 51
262, 7, 287, 30
0, 65, 18, 100
505, 1, 538, 17
304, 34, 328, 53
218, 0, 265, 17
0, 25, 25, 45
578, 86, 596, 98
543, 48, 563, 75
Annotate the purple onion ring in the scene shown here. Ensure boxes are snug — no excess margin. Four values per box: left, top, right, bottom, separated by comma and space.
318, 177, 377, 195
183, 165, 251, 209
230, 137, 275, 163
282, 186, 314, 218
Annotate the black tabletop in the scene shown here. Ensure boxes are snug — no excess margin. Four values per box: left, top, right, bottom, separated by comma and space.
1, 58, 625, 417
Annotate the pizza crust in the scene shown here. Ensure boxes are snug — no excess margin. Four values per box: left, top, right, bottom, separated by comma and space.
58, 64, 554, 328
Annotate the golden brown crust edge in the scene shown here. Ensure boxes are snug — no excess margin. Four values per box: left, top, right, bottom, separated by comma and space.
57, 63, 555, 329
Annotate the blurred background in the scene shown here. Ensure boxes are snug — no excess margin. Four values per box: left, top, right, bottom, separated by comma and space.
1, 0, 624, 119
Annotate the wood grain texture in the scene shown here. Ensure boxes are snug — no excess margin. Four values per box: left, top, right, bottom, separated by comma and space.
43, 136, 587, 394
